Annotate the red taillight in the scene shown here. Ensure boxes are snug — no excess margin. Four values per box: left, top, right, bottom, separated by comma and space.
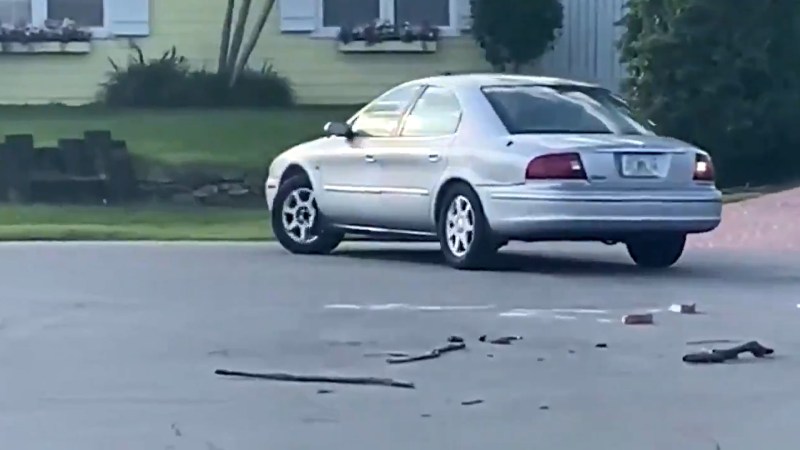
693, 153, 715, 182
526, 152, 587, 180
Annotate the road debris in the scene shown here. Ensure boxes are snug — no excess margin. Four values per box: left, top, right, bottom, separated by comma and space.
421, 413, 432, 418
386, 342, 466, 364
595, 343, 608, 348
461, 399, 484, 406
316, 389, 334, 394
363, 351, 410, 358
568, 349, 576, 354
686, 339, 739, 346
539, 404, 550, 410
479, 335, 522, 345
622, 313, 654, 325
537, 357, 545, 362
682, 340, 774, 364
669, 303, 697, 314
447, 335, 465, 343
215, 369, 415, 389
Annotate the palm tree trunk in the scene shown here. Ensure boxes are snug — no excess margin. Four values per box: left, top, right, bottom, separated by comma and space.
226, 0, 253, 73
217, 0, 235, 73
230, 0, 276, 87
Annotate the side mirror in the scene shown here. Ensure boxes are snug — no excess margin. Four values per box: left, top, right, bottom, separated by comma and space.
323, 121, 353, 139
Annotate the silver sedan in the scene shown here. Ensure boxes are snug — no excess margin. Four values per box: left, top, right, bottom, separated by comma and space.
265, 74, 722, 270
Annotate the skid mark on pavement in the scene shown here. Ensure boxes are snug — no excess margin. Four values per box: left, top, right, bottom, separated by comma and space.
324, 303, 496, 311
498, 307, 665, 324
323, 304, 670, 324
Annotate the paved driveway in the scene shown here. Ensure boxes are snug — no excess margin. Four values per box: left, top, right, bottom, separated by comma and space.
0, 234, 798, 450
689, 187, 800, 251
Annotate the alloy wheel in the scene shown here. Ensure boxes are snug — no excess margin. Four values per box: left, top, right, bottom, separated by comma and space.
281, 187, 319, 244
445, 195, 475, 257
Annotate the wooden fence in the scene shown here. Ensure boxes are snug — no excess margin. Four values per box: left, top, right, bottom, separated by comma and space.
533, 0, 628, 93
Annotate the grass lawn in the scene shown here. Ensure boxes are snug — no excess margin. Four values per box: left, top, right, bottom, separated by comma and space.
0, 204, 270, 241
0, 106, 357, 170
0, 105, 779, 241
0, 191, 752, 242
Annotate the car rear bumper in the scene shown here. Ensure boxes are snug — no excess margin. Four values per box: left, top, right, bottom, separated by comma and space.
477, 186, 722, 240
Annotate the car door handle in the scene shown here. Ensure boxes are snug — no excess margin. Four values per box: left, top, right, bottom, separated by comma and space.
365, 154, 376, 163
428, 154, 440, 162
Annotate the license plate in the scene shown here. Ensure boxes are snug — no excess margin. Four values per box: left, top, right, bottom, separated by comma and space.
620, 154, 663, 177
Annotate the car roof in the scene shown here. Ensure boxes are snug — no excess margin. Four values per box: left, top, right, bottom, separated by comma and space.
406, 73, 601, 90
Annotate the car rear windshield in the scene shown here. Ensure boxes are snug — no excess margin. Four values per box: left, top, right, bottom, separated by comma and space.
481, 84, 653, 135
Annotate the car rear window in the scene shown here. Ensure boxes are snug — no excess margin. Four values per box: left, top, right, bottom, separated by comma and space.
481, 84, 652, 135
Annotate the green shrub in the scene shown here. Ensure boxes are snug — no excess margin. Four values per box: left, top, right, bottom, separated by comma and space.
100, 45, 294, 108
618, 0, 800, 187
470, 0, 563, 72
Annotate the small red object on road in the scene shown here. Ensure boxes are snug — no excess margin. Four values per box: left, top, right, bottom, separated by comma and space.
622, 313, 654, 325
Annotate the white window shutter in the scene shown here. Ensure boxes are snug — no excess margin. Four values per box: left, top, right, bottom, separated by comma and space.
279, 0, 316, 32
108, 0, 150, 36
457, 0, 472, 30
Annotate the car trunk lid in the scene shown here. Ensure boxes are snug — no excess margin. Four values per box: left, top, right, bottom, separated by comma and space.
512, 134, 697, 190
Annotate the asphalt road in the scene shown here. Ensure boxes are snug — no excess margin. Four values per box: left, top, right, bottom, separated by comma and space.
0, 241, 799, 450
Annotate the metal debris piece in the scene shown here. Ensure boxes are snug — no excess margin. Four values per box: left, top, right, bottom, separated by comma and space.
421, 413, 432, 418
215, 369, 415, 389
539, 404, 550, 410
595, 343, 608, 348
461, 399, 484, 406
686, 339, 739, 346
683, 340, 774, 364
537, 357, 545, 362
622, 313, 654, 325
386, 342, 466, 364
447, 335, 464, 343
327, 340, 364, 347
316, 389, 334, 394
669, 303, 697, 314
363, 351, 410, 358
479, 335, 522, 345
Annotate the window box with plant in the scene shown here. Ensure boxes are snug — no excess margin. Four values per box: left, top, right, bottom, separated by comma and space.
0, 0, 150, 54
277, 0, 472, 50
0, 18, 91, 53
337, 20, 439, 53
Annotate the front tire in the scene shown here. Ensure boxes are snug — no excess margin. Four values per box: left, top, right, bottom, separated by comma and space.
271, 175, 343, 255
437, 183, 496, 270
626, 233, 686, 269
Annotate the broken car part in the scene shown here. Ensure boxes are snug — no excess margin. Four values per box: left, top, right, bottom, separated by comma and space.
215, 369, 415, 389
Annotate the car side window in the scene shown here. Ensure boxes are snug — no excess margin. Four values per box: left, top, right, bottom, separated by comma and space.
399, 86, 462, 137
350, 85, 423, 138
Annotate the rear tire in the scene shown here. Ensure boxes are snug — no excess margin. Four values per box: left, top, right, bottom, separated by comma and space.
626, 233, 686, 269
272, 175, 343, 255
437, 183, 497, 270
